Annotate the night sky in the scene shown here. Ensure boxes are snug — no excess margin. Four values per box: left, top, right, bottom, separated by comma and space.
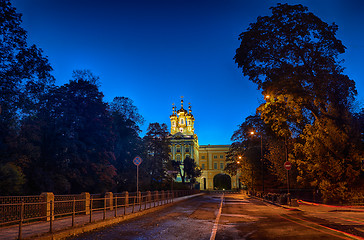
11, 0, 364, 145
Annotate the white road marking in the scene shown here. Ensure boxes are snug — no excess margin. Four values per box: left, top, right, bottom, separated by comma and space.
243, 230, 256, 239
210, 194, 224, 240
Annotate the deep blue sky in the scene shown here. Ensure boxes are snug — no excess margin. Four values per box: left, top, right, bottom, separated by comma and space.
12, 0, 364, 145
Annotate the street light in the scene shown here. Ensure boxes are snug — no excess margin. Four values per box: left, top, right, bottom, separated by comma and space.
235, 156, 242, 190
250, 131, 264, 193
237, 155, 255, 192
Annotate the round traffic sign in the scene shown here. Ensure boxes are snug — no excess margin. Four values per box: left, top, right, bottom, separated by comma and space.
284, 161, 292, 170
133, 156, 142, 166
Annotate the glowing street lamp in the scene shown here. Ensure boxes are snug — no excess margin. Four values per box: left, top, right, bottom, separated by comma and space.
235, 156, 242, 190
237, 155, 242, 165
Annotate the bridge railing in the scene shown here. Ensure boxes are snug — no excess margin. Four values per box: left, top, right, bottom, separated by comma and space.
0, 189, 199, 239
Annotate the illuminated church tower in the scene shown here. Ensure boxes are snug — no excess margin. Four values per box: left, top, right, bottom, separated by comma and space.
169, 98, 199, 181
168, 97, 237, 191
170, 98, 195, 135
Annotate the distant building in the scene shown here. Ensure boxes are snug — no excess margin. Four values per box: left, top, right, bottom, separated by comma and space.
169, 98, 240, 190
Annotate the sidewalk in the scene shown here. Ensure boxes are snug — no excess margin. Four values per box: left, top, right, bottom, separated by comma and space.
0, 193, 204, 240
254, 195, 364, 229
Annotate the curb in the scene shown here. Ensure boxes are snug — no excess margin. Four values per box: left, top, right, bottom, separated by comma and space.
249, 195, 301, 211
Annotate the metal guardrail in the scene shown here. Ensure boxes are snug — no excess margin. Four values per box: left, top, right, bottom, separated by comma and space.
0, 190, 198, 240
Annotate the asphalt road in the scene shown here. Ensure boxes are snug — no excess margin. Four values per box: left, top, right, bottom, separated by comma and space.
69, 193, 364, 240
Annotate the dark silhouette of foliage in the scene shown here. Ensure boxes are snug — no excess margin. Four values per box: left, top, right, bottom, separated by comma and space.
226, 115, 279, 191
234, 3, 362, 203
0, 0, 173, 195
0, 0, 54, 195
143, 123, 171, 190
110, 96, 144, 192
172, 156, 201, 186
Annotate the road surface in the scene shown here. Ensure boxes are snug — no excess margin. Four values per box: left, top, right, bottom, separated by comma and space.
69, 192, 364, 240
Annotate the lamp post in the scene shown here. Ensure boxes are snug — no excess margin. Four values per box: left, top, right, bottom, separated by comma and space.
285, 135, 289, 195
238, 155, 255, 192
250, 131, 264, 193
236, 156, 242, 191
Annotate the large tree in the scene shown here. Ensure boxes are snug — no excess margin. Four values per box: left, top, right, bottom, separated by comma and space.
235, 4, 356, 117
234, 3, 361, 203
18, 72, 117, 194
143, 123, 170, 190
0, 0, 54, 194
0, 0, 54, 126
109, 96, 144, 192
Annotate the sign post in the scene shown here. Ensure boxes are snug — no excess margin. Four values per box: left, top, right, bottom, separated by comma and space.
133, 156, 142, 193
284, 161, 291, 194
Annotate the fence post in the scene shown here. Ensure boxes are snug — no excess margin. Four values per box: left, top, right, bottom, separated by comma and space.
49, 200, 53, 233
122, 191, 129, 207
72, 197, 75, 227
114, 196, 117, 217
147, 191, 151, 209
41, 192, 54, 221
103, 196, 106, 220
161, 190, 165, 204
132, 196, 135, 213
138, 192, 142, 211
105, 192, 113, 210
154, 191, 159, 206
81, 192, 90, 215
137, 191, 141, 204
122, 191, 128, 215
18, 201, 24, 240
89, 197, 93, 223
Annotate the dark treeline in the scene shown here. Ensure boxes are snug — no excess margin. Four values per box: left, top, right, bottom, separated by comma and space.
226, 4, 364, 204
0, 0, 174, 195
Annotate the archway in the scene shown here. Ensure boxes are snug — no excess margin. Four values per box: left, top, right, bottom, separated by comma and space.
213, 174, 231, 190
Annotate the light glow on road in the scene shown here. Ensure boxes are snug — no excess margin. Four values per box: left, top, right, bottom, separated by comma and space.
280, 214, 364, 240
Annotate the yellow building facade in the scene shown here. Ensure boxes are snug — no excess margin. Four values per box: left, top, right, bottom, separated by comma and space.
169, 99, 240, 190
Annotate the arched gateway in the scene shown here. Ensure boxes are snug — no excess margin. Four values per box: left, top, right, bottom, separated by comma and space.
213, 174, 231, 190
168, 98, 241, 190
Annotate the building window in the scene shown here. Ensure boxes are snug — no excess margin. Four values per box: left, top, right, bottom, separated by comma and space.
185, 147, 190, 153
220, 162, 224, 169
188, 121, 191, 126
177, 155, 181, 161
214, 163, 217, 169
201, 156, 205, 159
220, 155, 224, 159
177, 146, 180, 153
181, 118, 184, 124
214, 155, 217, 159
201, 163, 205, 169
